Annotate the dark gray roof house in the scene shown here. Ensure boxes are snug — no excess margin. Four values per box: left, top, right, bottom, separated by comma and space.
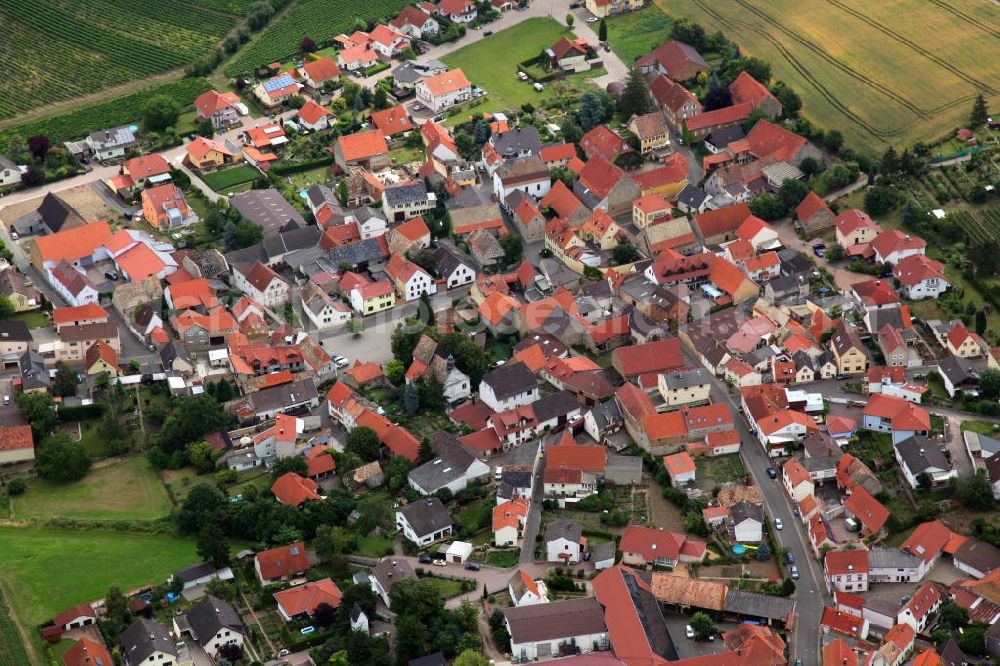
660, 368, 710, 391
225, 225, 321, 265
953, 538, 1000, 577
247, 379, 318, 417
409, 652, 446, 666
371, 557, 417, 596
729, 501, 764, 525
305, 184, 337, 212
89, 125, 137, 153
675, 184, 708, 211
480, 361, 537, 401
121, 618, 176, 665
0, 320, 32, 343
503, 597, 607, 647
37, 192, 86, 234
328, 237, 387, 268
434, 245, 475, 279
160, 340, 193, 370
408, 432, 485, 495
545, 519, 582, 545
778, 248, 812, 276
179, 594, 243, 646
936, 355, 980, 393
723, 589, 795, 624
397, 497, 453, 539
895, 436, 951, 477
383, 182, 429, 207
230, 189, 307, 236
19, 350, 51, 391
491, 127, 542, 160
706, 125, 746, 152
533, 390, 581, 424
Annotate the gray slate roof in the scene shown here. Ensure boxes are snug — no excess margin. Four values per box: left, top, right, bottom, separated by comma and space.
397, 497, 452, 537
954, 538, 1000, 575
661, 368, 710, 391
248, 379, 318, 414
482, 361, 537, 401
491, 127, 542, 159
867, 547, 922, 570
230, 189, 307, 236
545, 518, 582, 544
723, 588, 795, 621
184, 594, 243, 642
895, 436, 951, 475
122, 618, 176, 663
384, 182, 429, 206
533, 390, 579, 423
371, 557, 417, 593
503, 597, 605, 644
328, 237, 386, 266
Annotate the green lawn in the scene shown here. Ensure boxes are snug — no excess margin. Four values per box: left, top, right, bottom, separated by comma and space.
388, 145, 424, 166
175, 110, 199, 136
960, 420, 1000, 436
10, 310, 49, 329
200, 165, 261, 192
356, 535, 396, 558
604, 7, 673, 65
0, 527, 200, 626
286, 166, 333, 193
422, 577, 465, 599
11, 456, 172, 522
484, 550, 518, 568
77, 420, 111, 459
442, 18, 582, 116
696, 454, 746, 486
454, 499, 490, 534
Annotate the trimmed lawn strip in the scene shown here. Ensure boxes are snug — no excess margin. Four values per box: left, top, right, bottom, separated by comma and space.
485, 550, 519, 567
200, 165, 261, 192
421, 577, 465, 599
11, 456, 172, 522
0, 527, 200, 627
10, 311, 50, 329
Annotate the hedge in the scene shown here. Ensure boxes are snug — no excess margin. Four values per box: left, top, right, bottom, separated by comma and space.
57, 403, 105, 422
269, 157, 334, 177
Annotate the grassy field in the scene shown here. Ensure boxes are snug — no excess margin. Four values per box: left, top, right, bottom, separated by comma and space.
200, 165, 261, 192
0, 526, 199, 626
11, 456, 172, 522
604, 7, 674, 65
0, 0, 250, 119
10, 310, 50, 329
442, 18, 587, 117
654, 0, 1000, 151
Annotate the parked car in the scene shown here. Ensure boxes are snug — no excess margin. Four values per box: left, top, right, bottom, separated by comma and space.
533, 82, 544, 92
9, 231, 18, 240
432, 559, 447, 567
418, 555, 433, 564
483, 30, 493, 36
517, 71, 528, 80
790, 565, 799, 579
104, 271, 118, 281
767, 467, 778, 479
583, 551, 591, 561
465, 563, 481, 571
685, 625, 695, 639
494, 466, 503, 481
413, 102, 426, 111
774, 518, 783, 530
786, 552, 794, 564
586, 16, 598, 22
813, 246, 825, 257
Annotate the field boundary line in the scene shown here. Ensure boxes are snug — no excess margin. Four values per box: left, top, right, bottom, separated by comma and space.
823, 0, 997, 94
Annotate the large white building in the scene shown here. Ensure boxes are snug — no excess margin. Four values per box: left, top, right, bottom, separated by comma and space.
504, 598, 608, 662
416, 68, 473, 112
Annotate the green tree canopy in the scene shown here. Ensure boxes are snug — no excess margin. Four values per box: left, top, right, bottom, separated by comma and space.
143, 95, 181, 132
346, 426, 381, 461
36, 431, 91, 483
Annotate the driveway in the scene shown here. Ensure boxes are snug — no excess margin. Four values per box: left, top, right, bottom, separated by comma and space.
690, 343, 828, 666
773, 218, 856, 292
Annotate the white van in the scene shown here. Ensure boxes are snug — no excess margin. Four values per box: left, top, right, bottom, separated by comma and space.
494, 466, 503, 481
533, 83, 544, 92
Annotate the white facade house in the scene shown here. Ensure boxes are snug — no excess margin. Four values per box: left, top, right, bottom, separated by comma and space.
894, 437, 957, 489
492, 156, 552, 204
730, 502, 764, 543
479, 362, 539, 412
415, 68, 473, 112
545, 520, 583, 564
504, 598, 608, 663
302, 284, 351, 330
49, 262, 99, 307
173, 595, 244, 660
782, 460, 815, 504
0, 156, 23, 187
509, 571, 548, 607
231, 262, 290, 308
867, 548, 924, 584
396, 497, 454, 546
396, 264, 437, 301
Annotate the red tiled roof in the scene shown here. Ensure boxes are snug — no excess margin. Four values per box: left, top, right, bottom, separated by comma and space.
611, 338, 684, 376
901, 520, 952, 563
187, 135, 234, 161
728, 72, 778, 111
823, 638, 858, 666
796, 191, 832, 222
634, 153, 689, 191
884, 623, 915, 651
844, 486, 888, 534
0, 425, 33, 452
825, 549, 869, 575
540, 179, 584, 218
695, 203, 751, 239
371, 105, 414, 136
64, 638, 113, 666
420, 68, 471, 97
580, 124, 630, 162
53, 603, 96, 628
821, 607, 865, 637
256, 541, 311, 580
593, 565, 678, 666
53, 303, 107, 325
862, 394, 930, 431
539, 142, 576, 164
272, 472, 323, 506
346, 360, 384, 385
299, 57, 341, 83
34, 220, 112, 265
298, 100, 332, 125
746, 119, 807, 161
123, 153, 170, 180
686, 102, 752, 132
274, 578, 342, 618
783, 458, 811, 487
337, 130, 388, 161
393, 216, 431, 241
893, 254, 946, 287
664, 451, 695, 476
195, 89, 240, 118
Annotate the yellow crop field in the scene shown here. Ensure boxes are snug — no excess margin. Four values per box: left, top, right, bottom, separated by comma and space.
655, 0, 1000, 152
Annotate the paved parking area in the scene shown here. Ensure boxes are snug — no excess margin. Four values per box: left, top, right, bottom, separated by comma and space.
862, 561, 966, 605
663, 614, 743, 659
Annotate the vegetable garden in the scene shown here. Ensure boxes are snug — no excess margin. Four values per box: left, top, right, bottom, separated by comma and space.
0, 78, 213, 153
953, 209, 1000, 246
0, 0, 250, 118
224, 0, 410, 76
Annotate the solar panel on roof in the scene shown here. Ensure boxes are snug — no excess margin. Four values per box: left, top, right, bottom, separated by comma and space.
263, 74, 294, 92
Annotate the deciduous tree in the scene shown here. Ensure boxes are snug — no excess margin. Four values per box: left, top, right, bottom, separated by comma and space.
143, 95, 181, 133
346, 426, 381, 461
197, 522, 231, 568
35, 431, 91, 483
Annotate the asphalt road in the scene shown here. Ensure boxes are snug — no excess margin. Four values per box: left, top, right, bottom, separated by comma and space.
690, 346, 828, 666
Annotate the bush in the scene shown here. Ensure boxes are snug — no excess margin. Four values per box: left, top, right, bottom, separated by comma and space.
7, 479, 27, 496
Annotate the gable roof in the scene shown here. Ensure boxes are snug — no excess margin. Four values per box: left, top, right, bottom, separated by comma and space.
371, 104, 415, 136
593, 565, 675, 665
728, 72, 779, 111
64, 638, 113, 666
271, 472, 323, 506
274, 578, 342, 617
421, 68, 471, 96
686, 102, 753, 132
746, 120, 807, 161
256, 541, 310, 579
337, 130, 389, 161
299, 56, 341, 83
900, 520, 952, 563
34, 220, 113, 265
184, 594, 242, 641
695, 203, 751, 239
